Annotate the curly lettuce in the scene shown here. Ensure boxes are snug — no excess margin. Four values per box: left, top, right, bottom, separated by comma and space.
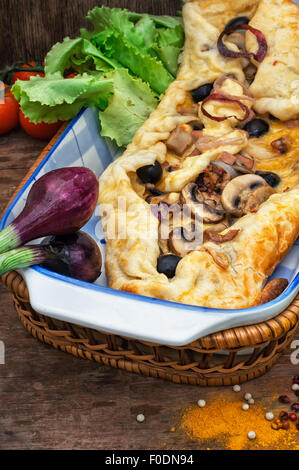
12, 6, 184, 147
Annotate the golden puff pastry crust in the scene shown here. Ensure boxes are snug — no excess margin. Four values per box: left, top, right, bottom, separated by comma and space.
247, 0, 299, 120
187, 0, 259, 31
98, 0, 299, 309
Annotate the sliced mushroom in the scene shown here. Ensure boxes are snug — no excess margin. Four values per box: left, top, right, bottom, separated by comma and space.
221, 174, 275, 215
203, 219, 230, 241
169, 224, 203, 257
204, 219, 229, 233
202, 197, 226, 222
180, 183, 225, 223
245, 184, 275, 213
166, 126, 193, 156
206, 229, 240, 244
156, 204, 182, 255
180, 183, 201, 217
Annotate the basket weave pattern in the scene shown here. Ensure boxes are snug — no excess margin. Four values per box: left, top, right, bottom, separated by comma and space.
2, 270, 299, 386
1, 127, 299, 386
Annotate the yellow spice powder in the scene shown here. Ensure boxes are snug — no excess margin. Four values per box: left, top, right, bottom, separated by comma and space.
179, 399, 299, 450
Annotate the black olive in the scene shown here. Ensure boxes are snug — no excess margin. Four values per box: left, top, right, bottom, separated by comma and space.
192, 123, 204, 131
191, 83, 214, 103
255, 171, 281, 187
225, 16, 249, 31
243, 119, 269, 138
157, 254, 181, 279
137, 161, 162, 184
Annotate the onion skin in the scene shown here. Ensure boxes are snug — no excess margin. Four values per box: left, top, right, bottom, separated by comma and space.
40, 232, 102, 282
0, 232, 102, 283
217, 24, 268, 63
0, 167, 99, 254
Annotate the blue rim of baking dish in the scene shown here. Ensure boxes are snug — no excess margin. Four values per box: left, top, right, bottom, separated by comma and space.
1, 108, 299, 315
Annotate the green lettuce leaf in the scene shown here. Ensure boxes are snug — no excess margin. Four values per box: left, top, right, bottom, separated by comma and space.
44, 37, 118, 76
152, 25, 184, 75
95, 32, 173, 95
12, 69, 157, 146
81, 7, 147, 52
127, 12, 183, 29
81, 7, 179, 93
11, 6, 184, 148
151, 45, 182, 77
99, 68, 158, 146
157, 25, 184, 48
134, 16, 156, 51
82, 6, 184, 87
12, 73, 114, 122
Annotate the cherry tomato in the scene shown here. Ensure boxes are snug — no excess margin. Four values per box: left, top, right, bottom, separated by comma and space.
12, 62, 44, 84
0, 84, 19, 135
66, 72, 78, 79
19, 110, 63, 140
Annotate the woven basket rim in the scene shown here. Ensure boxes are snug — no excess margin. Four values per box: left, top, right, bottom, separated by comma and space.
1, 270, 299, 349
2, 270, 299, 386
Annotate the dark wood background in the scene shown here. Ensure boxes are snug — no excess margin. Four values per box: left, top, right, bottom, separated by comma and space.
1, 0, 182, 67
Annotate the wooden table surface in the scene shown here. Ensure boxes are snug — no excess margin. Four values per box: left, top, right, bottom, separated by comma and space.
0, 128, 298, 450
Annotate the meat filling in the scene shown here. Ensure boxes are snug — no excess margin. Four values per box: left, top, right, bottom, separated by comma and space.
146, 159, 278, 258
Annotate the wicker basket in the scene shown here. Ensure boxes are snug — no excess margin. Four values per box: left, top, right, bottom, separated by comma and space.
1, 127, 299, 386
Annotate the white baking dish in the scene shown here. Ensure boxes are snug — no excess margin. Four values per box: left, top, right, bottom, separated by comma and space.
1, 107, 299, 346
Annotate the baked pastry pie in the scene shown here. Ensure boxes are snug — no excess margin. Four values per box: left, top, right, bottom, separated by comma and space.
98, 0, 299, 309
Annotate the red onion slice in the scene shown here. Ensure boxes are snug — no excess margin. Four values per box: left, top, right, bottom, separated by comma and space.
201, 93, 250, 122
217, 24, 268, 63
213, 76, 255, 103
